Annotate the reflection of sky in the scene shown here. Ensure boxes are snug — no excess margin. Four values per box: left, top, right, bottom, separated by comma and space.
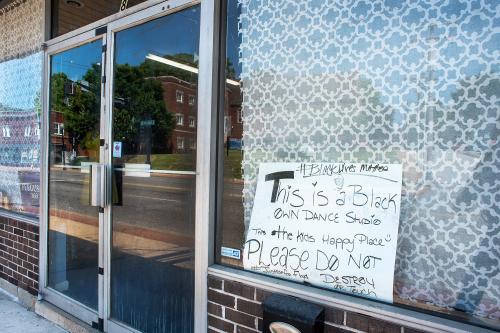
226, 0, 242, 78
115, 5, 200, 66
0, 52, 43, 110
49, 5, 201, 83
51, 39, 102, 82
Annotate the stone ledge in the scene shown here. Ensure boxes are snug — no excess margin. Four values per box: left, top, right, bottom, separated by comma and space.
35, 300, 98, 333
0, 276, 36, 309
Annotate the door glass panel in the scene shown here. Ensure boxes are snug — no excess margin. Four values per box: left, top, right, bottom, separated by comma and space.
48, 40, 102, 310
111, 5, 200, 333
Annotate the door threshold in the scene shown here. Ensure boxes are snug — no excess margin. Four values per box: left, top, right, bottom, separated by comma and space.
35, 300, 99, 333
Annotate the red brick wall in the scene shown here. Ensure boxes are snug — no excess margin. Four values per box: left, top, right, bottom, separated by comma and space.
207, 275, 427, 333
0, 216, 39, 295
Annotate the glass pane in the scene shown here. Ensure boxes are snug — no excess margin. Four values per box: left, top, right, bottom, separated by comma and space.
48, 40, 102, 310
0, 53, 42, 217
0, 0, 44, 217
111, 6, 200, 332
217, 0, 500, 330
51, 0, 149, 38
218, 0, 244, 265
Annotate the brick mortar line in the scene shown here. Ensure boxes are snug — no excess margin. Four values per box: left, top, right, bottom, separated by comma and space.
207, 325, 226, 333
222, 286, 259, 302
1, 249, 38, 257
1, 239, 39, 248
4, 260, 39, 275
212, 307, 261, 332
235, 295, 261, 306
223, 306, 259, 331
15, 270, 37, 281
208, 314, 234, 332
208, 286, 256, 304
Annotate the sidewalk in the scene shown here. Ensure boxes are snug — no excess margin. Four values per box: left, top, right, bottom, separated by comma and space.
0, 290, 66, 333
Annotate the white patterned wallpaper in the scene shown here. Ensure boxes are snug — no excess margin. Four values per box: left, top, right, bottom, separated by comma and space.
0, 0, 44, 216
239, 0, 499, 321
0, 0, 44, 62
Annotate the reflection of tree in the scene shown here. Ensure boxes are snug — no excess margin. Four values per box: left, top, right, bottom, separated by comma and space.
50, 63, 101, 156
226, 58, 236, 80
113, 54, 198, 156
113, 63, 175, 155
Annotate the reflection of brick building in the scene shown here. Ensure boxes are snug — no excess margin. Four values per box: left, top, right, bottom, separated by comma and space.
157, 76, 242, 153
0, 106, 40, 214
224, 83, 243, 148
0, 106, 40, 167
157, 76, 197, 153
49, 108, 71, 164
226, 84, 242, 138
49, 80, 89, 164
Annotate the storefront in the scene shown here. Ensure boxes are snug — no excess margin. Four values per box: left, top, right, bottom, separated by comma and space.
0, 0, 499, 332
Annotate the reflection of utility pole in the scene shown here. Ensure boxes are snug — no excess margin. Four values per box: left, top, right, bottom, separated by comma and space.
140, 118, 154, 165
61, 125, 66, 169
146, 122, 151, 165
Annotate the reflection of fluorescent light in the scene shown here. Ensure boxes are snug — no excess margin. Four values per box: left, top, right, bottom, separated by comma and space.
146, 54, 198, 74
146, 53, 240, 86
226, 78, 240, 86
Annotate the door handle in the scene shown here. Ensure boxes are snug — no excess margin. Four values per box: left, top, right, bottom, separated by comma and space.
89, 163, 106, 207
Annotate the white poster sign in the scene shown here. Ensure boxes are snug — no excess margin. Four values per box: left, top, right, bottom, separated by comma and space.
244, 163, 403, 302
113, 141, 122, 158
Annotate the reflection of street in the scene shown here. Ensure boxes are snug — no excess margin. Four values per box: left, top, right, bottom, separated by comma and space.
220, 179, 245, 260
49, 168, 193, 233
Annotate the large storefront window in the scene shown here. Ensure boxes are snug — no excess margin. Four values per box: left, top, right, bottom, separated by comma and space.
216, 0, 500, 330
0, 0, 44, 217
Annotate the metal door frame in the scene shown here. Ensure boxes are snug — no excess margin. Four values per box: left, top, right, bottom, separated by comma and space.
103, 3, 203, 332
39, 28, 107, 327
40, 0, 214, 332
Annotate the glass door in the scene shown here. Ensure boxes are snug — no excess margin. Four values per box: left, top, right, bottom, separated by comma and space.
104, 3, 201, 333
45, 34, 106, 326
43, 1, 202, 332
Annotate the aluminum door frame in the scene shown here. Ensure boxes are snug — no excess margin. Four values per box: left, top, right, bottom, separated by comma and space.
40, 0, 216, 331
39, 29, 107, 326
102, 0, 210, 332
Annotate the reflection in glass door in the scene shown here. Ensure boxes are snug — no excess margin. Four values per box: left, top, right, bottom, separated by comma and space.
47, 39, 103, 310
109, 5, 200, 333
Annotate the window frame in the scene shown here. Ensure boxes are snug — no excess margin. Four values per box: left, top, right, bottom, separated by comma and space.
176, 136, 185, 150
53, 122, 64, 135
175, 113, 184, 126
189, 116, 196, 128
210, 1, 499, 333
176, 89, 184, 103
236, 109, 242, 123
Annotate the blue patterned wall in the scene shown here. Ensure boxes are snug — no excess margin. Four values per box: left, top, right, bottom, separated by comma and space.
239, 0, 499, 321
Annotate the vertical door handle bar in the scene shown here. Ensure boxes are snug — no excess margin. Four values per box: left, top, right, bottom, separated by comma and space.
90, 163, 106, 207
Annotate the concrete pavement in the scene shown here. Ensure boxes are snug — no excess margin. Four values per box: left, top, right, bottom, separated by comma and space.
0, 289, 66, 333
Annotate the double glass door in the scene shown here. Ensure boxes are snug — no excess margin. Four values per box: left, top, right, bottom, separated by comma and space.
44, 2, 200, 332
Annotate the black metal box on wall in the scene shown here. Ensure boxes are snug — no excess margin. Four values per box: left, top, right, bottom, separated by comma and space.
262, 294, 324, 333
